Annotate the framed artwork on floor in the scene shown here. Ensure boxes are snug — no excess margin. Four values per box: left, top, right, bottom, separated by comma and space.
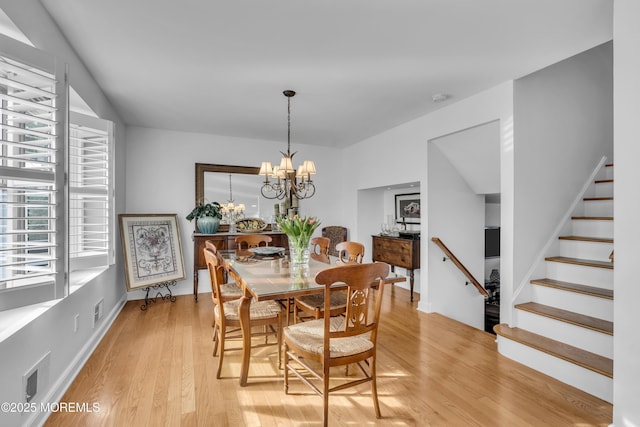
118, 214, 186, 291
395, 193, 421, 224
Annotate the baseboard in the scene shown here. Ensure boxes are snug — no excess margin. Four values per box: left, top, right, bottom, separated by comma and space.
28, 293, 127, 427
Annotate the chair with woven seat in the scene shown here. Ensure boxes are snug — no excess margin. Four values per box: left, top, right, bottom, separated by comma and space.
283, 262, 390, 427
293, 240, 364, 323
321, 226, 347, 257
204, 247, 282, 379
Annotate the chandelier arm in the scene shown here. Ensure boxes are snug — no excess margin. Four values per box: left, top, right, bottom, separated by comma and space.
261, 182, 290, 200
291, 180, 315, 199
305, 183, 316, 198
261, 184, 278, 200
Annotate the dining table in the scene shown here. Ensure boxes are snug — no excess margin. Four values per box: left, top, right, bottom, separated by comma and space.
221, 249, 406, 386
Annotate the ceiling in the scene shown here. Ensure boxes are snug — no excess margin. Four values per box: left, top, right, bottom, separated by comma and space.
39, 0, 612, 148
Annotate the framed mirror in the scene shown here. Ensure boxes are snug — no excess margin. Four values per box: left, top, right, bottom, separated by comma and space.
195, 163, 280, 223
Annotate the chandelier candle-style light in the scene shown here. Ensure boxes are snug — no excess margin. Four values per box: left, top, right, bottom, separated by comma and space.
259, 90, 317, 200
221, 174, 245, 224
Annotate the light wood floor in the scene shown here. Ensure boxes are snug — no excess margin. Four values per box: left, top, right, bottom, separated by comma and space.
45, 287, 612, 426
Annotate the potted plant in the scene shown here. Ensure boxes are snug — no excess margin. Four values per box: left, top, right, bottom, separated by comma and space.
186, 202, 222, 234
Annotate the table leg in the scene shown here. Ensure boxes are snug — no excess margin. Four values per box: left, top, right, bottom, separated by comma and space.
238, 295, 252, 386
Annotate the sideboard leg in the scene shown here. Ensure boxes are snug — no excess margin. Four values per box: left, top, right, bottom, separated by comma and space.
194, 270, 199, 302
409, 269, 414, 302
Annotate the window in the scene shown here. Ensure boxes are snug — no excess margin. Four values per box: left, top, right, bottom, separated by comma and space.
68, 112, 113, 271
0, 34, 114, 311
0, 37, 66, 310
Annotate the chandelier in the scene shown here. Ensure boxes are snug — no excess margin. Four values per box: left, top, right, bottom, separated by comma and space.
259, 90, 317, 200
220, 174, 245, 224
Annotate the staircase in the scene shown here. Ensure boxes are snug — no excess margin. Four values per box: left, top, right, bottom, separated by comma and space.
494, 163, 614, 403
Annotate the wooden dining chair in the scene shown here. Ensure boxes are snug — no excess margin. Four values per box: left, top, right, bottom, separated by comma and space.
203, 243, 242, 309
293, 240, 365, 323
204, 248, 282, 379
283, 262, 390, 427
310, 236, 330, 256
336, 241, 365, 264
235, 234, 272, 249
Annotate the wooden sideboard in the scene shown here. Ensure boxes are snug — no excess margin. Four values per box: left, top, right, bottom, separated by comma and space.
192, 231, 288, 301
372, 235, 420, 301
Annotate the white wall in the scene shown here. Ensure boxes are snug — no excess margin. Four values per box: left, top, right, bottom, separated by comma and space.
0, 2, 128, 426
613, 1, 640, 424
432, 120, 501, 195
342, 81, 514, 324
485, 203, 501, 227
356, 188, 385, 263
485, 202, 501, 281
125, 126, 342, 297
512, 41, 613, 295
428, 144, 486, 328
356, 185, 420, 293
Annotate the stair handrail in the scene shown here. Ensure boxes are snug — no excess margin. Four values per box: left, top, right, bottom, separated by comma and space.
431, 237, 489, 298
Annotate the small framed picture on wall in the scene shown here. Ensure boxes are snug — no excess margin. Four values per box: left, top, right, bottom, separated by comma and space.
395, 193, 421, 224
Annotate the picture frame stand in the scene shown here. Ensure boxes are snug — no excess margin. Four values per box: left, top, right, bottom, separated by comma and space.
140, 280, 177, 311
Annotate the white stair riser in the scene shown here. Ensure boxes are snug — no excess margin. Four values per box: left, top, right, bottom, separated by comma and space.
529, 285, 613, 321
515, 310, 613, 358
496, 336, 612, 403
558, 240, 613, 261
545, 262, 613, 289
593, 182, 614, 197
571, 220, 613, 239
582, 200, 614, 217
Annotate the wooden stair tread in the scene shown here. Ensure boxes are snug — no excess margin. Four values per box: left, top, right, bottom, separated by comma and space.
558, 235, 613, 243
583, 197, 613, 201
545, 256, 613, 269
530, 278, 613, 299
515, 302, 613, 335
594, 179, 613, 184
494, 325, 613, 378
571, 216, 613, 221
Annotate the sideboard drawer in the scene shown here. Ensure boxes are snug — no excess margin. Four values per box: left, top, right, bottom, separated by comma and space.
372, 235, 419, 270
194, 236, 226, 268
371, 234, 420, 301
374, 250, 412, 269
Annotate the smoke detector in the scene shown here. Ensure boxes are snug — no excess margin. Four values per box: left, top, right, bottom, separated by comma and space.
431, 93, 450, 103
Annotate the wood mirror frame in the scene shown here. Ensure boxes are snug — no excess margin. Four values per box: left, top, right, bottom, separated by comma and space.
195, 163, 260, 205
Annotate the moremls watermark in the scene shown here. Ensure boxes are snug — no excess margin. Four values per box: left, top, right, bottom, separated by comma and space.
1, 401, 100, 413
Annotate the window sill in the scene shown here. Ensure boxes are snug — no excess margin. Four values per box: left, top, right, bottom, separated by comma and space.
69, 266, 109, 294
0, 267, 108, 343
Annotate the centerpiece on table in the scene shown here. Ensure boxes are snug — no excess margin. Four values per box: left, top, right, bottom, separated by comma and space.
277, 215, 321, 267
186, 201, 222, 234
